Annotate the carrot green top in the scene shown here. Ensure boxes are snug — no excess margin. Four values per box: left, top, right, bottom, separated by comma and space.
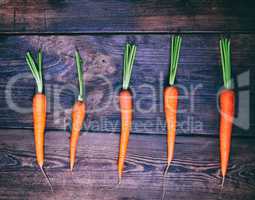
25, 49, 43, 93
75, 50, 85, 101
122, 43, 137, 90
169, 35, 182, 86
219, 38, 232, 89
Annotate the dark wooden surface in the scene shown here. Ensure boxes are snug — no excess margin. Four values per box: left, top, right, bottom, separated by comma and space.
0, 35, 254, 135
0, 1, 254, 199
0, 129, 255, 200
1, 0, 255, 33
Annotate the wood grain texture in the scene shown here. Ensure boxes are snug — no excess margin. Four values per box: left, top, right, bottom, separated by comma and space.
0, 34, 254, 135
0, 129, 255, 200
1, 0, 255, 33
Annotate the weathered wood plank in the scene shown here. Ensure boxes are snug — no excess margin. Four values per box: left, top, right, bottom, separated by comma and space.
0, 35, 254, 135
0, 0, 255, 33
0, 129, 255, 200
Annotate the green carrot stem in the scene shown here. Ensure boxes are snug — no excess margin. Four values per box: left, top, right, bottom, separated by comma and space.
169, 35, 182, 86
122, 43, 137, 90
219, 38, 232, 89
38, 49, 42, 81
25, 50, 43, 93
75, 50, 85, 101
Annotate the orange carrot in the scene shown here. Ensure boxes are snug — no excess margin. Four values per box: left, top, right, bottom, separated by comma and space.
164, 35, 182, 175
164, 86, 178, 169
219, 38, 235, 187
69, 50, 86, 171
118, 43, 137, 183
33, 93, 47, 168
118, 89, 133, 181
219, 89, 234, 182
70, 101, 86, 170
26, 50, 53, 191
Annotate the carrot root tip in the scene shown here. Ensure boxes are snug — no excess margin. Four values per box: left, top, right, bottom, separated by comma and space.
70, 163, 74, 171
163, 163, 171, 177
221, 176, 225, 189
39, 166, 53, 192
118, 174, 122, 185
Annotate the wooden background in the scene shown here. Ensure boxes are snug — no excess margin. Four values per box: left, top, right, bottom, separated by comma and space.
1, 0, 255, 33
0, 0, 254, 135
1, 129, 255, 200
0, 0, 255, 199
0, 34, 254, 135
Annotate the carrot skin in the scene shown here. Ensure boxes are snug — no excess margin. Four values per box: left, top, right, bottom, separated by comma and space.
70, 101, 86, 171
118, 89, 133, 179
33, 93, 47, 167
164, 86, 178, 166
220, 89, 235, 177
